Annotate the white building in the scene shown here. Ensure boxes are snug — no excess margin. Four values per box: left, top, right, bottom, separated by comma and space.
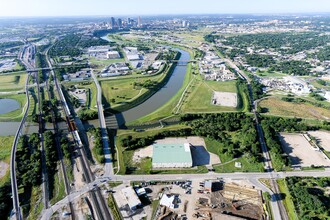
121, 187, 142, 211
152, 143, 193, 168
107, 51, 120, 59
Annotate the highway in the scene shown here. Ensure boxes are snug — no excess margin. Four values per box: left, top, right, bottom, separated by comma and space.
10, 45, 34, 220
91, 69, 113, 176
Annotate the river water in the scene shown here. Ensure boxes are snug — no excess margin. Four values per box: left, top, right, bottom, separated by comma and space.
120, 49, 190, 123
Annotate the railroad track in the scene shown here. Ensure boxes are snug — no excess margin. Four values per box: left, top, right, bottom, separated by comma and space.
46, 47, 111, 220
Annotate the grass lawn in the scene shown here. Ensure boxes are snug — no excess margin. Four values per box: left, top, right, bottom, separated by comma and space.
26, 186, 43, 220
89, 57, 125, 71
108, 193, 122, 220
0, 72, 27, 92
181, 80, 238, 113
50, 170, 66, 205
0, 93, 26, 121
259, 97, 330, 120
0, 136, 14, 164
277, 179, 298, 220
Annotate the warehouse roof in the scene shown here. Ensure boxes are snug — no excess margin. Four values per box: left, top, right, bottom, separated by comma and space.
152, 143, 192, 164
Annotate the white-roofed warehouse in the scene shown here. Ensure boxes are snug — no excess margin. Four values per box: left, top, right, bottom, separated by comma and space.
152, 143, 193, 168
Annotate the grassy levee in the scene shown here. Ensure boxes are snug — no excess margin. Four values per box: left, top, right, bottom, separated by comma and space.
277, 179, 299, 220
126, 62, 193, 126
236, 81, 250, 112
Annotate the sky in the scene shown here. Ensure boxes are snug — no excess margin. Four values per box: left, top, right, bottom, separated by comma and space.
1, 0, 330, 17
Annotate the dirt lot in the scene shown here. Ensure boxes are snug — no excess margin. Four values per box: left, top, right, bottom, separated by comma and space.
0, 161, 8, 178
279, 133, 330, 167
212, 92, 237, 107
308, 130, 330, 151
132, 136, 220, 165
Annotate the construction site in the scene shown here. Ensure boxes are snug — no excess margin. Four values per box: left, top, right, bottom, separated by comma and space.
112, 179, 266, 220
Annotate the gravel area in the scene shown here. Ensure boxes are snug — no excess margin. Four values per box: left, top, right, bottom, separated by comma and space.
212, 91, 237, 107
308, 130, 330, 151
279, 133, 330, 167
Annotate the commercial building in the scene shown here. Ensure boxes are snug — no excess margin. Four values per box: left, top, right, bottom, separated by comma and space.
107, 51, 120, 59
121, 187, 142, 211
152, 143, 193, 168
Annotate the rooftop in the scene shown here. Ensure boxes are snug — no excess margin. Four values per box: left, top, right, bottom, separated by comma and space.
152, 143, 192, 164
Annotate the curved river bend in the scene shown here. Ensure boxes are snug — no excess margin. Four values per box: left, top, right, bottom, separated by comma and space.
120, 49, 190, 123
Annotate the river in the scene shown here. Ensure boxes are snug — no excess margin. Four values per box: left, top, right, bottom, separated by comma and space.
101, 34, 190, 125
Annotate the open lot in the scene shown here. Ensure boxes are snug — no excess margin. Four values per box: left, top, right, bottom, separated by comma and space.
133, 136, 220, 167
212, 91, 237, 107
0, 73, 27, 92
182, 80, 238, 113
259, 97, 330, 120
279, 133, 330, 167
308, 130, 330, 151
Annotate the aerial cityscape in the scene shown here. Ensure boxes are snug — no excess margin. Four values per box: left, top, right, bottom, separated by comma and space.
1, 1, 330, 220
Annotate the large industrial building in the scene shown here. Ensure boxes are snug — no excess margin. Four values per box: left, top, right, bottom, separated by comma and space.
152, 143, 193, 168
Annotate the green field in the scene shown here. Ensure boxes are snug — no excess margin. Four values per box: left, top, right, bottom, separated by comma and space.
259, 97, 330, 120
0, 94, 26, 121
0, 73, 27, 92
89, 57, 125, 71
0, 136, 14, 164
181, 79, 239, 113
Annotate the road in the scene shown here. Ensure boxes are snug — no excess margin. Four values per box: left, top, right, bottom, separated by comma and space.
224, 57, 288, 220
91, 69, 114, 176
10, 44, 35, 220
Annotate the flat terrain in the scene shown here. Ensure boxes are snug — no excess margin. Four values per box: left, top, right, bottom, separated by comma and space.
212, 91, 237, 107
308, 130, 330, 151
0, 73, 27, 92
259, 97, 330, 120
279, 133, 330, 167
182, 80, 238, 113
